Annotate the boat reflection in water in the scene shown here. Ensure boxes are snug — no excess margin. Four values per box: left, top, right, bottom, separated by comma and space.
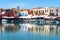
0, 23, 60, 36
0, 23, 20, 32
28, 24, 60, 36
0, 23, 60, 40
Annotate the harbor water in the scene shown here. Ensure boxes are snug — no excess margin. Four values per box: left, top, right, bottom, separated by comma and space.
0, 21, 60, 40
0, 18, 60, 40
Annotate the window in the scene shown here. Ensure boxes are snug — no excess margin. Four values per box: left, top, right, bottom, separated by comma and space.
50, 9, 54, 13
35, 11, 38, 15
56, 9, 58, 12
56, 13, 58, 16
50, 13, 54, 16
45, 10, 48, 12
39, 11, 40, 13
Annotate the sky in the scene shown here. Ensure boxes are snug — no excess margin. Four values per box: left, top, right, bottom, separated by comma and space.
0, 0, 60, 9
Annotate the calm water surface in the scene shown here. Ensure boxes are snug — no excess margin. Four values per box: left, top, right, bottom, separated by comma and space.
0, 23, 60, 40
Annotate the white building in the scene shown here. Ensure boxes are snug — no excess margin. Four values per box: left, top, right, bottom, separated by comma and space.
20, 10, 28, 16
32, 7, 60, 17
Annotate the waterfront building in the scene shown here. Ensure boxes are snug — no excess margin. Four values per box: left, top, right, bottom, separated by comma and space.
0, 8, 3, 18
19, 9, 28, 16
49, 7, 60, 21
32, 8, 45, 15
32, 7, 60, 17
17, 6, 20, 13
49, 7, 58, 16
27, 9, 33, 17
1, 9, 19, 18
17, 6, 20, 10
0, 8, 3, 13
12, 8, 19, 17
55, 7, 60, 16
0, 7, 60, 19
12, 8, 17, 11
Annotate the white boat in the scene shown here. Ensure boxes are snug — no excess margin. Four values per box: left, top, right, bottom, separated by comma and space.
2, 19, 7, 24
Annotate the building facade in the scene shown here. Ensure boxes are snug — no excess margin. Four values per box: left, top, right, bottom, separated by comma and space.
32, 7, 60, 17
